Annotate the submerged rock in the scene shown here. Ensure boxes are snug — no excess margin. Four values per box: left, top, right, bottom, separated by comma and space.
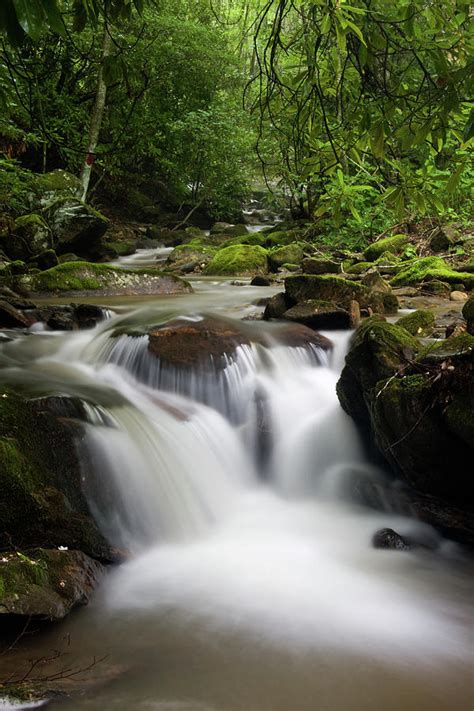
282, 300, 352, 330
372, 528, 411, 551
0, 300, 34, 329
0, 549, 104, 620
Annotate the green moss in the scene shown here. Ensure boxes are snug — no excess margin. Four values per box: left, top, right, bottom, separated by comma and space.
374, 250, 400, 265
417, 332, 474, 363
268, 242, 307, 269
364, 234, 409, 262
33, 169, 81, 194
204, 244, 268, 275
264, 230, 303, 247
382, 293, 399, 315
346, 261, 371, 274
282, 262, 300, 272
104, 240, 137, 257
396, 309, 435, 336
14, 213, 48, 230
391, 256, 474, 289
227, 233, 267, 247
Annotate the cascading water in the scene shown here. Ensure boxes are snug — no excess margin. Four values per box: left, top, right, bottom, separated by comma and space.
0, 285, 472, 711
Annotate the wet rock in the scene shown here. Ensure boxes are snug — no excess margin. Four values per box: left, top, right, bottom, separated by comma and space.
462, 295, 474, 335
0, 391, 114, 561
0, 549, 104, 620
35, 249, 58, 271
268, 322, 333, 352
263, 292, 291, 320
210, 222, 248, 237
382, 293, 399, 315
250, 275, 271, 286
282, 300, 351, 330
6, 214, 53, 261
445, 320, 466, 338
372, 528, 411, 551
285, 275, 384, 313
361, 269, 392, 293
0, 300, 34, 329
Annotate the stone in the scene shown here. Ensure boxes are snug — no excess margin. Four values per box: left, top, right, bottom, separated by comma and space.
364, 235, 409, 262
204, 245, 268, 276
372, 528, 411, 551
282, 300, 351, 330
361, 269, 392, 293
35, 249, 58, 271
0, 549, 104, 620
268, 243, 306, 270
263, 292, 290, 320
391, 256, 474, 289
450, 290, 468, 302
382, 293, 399, 315
0, 300, 34, 329
15, 262, 192, 297
251, 275, 271, 286
45, 198, 109, 259
285, 274, 384, 312
210, 222, 248, 237
301, 257, 340, 275
462, 295, 474, 335
6, 214, 53, 261
396, 309, 436, 337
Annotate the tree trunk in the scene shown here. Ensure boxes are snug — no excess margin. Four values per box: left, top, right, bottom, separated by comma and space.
77, 27, 112, 203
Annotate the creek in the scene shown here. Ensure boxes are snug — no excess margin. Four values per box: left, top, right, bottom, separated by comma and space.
0, 269, 472, 711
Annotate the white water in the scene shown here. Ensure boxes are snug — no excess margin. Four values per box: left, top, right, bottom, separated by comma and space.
0, 286, 472, 710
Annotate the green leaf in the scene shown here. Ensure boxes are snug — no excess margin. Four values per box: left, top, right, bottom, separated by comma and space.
321, 13, 331, 33
12, 0, 45, 41
446, 164, 465, 193
462, 108, 474, 143
41, 0, 64, 35
371, 123, 385, 159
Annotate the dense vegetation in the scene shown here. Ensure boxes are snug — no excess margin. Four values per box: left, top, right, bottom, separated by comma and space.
0, 0, 472, 241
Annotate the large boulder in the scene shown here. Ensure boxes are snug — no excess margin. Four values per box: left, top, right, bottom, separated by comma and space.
166, 242, 217, 272
282, 300, 353, 330
268, 243, 307, 271
204, 245, 268, 276
30, 169, 81, 209
301, 257, 340, 275
285, 274, 384, 312
0, 391, 113, 560
45, 198, 109, 259
4, 214, 53, 261
15, 262, 192, 296
0, 549, 104, 620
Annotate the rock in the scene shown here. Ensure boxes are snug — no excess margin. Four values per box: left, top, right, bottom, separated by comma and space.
393, 286, 419, 297
268, 323, 333, 352
0, 391, 114, 560
250, 275, 271, 286
396, 309, 435, 337
382, 293, 399, 315
147, 226, 189, 247
462, 295, 474, 335
364, 234, 409, 262
148, 316, 250, 370
166, 243, 216, 272
285, 274, 384, 312
31, 169, 81, 208
268, 243, 306, 270
103, 240, 137, 259
35, 249, 58, 271
417, 332, 474, 365
346, 262, 371, 275
301, 257, 340, 275
0, 549, 104, 620
45, 198, 109, 259
421, 280, 451, 297
210, 222, 248, 237
336, 317, 419, 427
429, 226, 456, 252
6, 214, 53, 261
450, 290, 468, 302
372, 528, 411, 551
15, 262, 192, 296
282, 300, 352, 330
10, 260, 28, 275
361, 269, 392, 293
348, 299, 361, 328
391, 256, 474, 289
445, 320, 466, 338
0, 300, 34, 329
263, 292, 290, 320
204, 245, 268, 276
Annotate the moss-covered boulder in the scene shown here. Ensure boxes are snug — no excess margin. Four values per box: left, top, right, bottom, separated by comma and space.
0, 549, 104, 619
391, 257, 474, 289
364, 235, 409, 262
103, 240, 137, 258
0, 392, 113, 560
166, 242, 217, 272
16, 261, 192, 296
5, 214, 53, 261
204, 245, 268, 276
336, 317, 419, 426
396, 309, 435, 337
268, 243, 307, 271
264, 229, 303, 248
45, 198, 109, 259
285, 274, 384, 312
210, 222, 248, 237
30, 170, 81, 209
346, 262, 371, 275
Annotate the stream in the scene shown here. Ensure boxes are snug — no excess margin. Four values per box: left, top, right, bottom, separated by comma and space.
0, 264, 472, 710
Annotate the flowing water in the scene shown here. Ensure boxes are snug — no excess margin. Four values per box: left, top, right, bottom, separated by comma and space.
0, 276, 472, 711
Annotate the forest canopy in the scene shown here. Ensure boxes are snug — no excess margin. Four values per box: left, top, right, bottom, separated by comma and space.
0, 0, 472, 234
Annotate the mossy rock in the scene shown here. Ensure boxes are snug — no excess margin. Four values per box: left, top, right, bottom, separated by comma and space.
336, 317, 419, 427
396, 309, 435, 337
204, 245, 268, 276
34, 249, 58, 271
103, 240, 137, 258
346, 262, 371, 275
227, 233, 267, 247
374, 251, 400, 265
301, 257, 340, 275
166, 243, 217, 272
210, 223, 248, 237
372, 375, 473, 503
15, 261, 192, 296
264, 230, 303, 248
6, 214, 52, 261
462, 295, 474, 334
391, 256, 474, 289
268, 242, 307, 270
382, 293, 399, 315
364, 234, 409, 262
0, 391, 113, 560
417, 332, 474, 365
285, 274, 384, 312
422, 279, 451, 296
0, 549, 104, 619
33, 169, 81, 196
